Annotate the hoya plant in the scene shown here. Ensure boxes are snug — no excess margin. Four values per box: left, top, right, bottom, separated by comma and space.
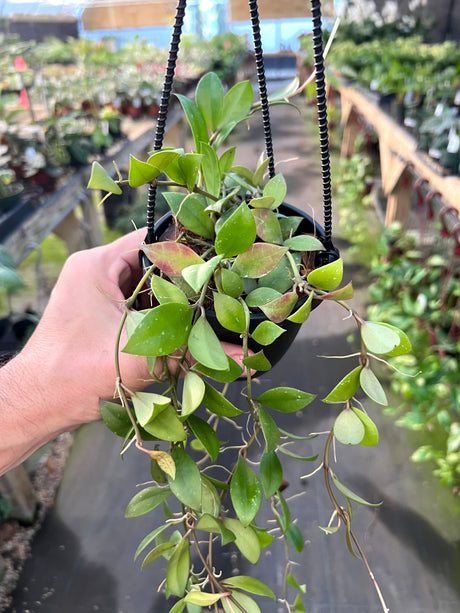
88, 72, 410, 613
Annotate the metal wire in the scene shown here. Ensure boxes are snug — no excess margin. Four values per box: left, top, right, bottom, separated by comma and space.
248, 0, 276, 179
310, 0, 334, 250
146, 0, 187, 243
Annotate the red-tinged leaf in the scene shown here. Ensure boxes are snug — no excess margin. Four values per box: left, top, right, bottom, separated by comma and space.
233, 243, 288, 278
252, 208, 283, 244
142, 242, 204, 277
321, 282, 354, 301
260, 291, 298, 323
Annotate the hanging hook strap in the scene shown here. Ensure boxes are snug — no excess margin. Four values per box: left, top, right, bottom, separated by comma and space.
310, 0, 336, 256
146, 0, 187, 243
248, 0, 275, 179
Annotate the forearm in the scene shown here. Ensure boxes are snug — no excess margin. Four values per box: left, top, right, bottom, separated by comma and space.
0, 351, 78, 476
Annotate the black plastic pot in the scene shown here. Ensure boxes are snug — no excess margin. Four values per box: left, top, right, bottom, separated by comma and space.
145, 202, 328, 370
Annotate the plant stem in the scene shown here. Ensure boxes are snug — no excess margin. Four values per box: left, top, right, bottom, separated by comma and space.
322, 431, 389, 613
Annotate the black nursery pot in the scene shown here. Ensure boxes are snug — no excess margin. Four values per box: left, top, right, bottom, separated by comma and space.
145, 202, 328, 370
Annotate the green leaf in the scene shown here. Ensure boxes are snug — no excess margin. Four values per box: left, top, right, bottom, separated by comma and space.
164, 192, 214, 239
168, 447, 202, 510
260, 450, 283, 498
277, 491, 291, 533
360, 367, 388, 405
221, 592, 261, 613
287, 290, 314, 324
233, 243, 288, 278
252, 320, 285, 346
213, 293, 247, 333
150, 274, 189, 305
215, 202, 257, 257
147, 149, 181, 172
180, 153, 203, 192
332, 475, 382, 507
286, 523, 304, 553
279, 215, 303, 240
169, 599, 186, 613
123, 303, 193, 356
200, 142, 221, 198
263, 174, 287, 208
99, 400, 132, 437
87, 161, 122, 194
185, 591, 223, 606
361, 321, 400, 354
0, 264, 25, 294
219, 147, 236, 174
286, 573, 307, 594
166, 537, 190, 597
222, 576, 276, 600
222, 518, 260, 564
242, 351, 272, 372
125, 486, 171, 518
196, 513, 235, 544
352, 407, 379, 446
187, 414, 220, 462
176, 94, 208, 150
192, 356, 243, 383
200, 476, 221, 517
203, 381, 243, 416
143, 405, 186, 442
141, 542, 175, 569
252, 208, 283, 243
182, 255, 223, 293
307, 258, 343, 291
188, 316, 229, 371
128, 155, 160, 187
196, 72, 224, 130
246, 287, 282, 308
181, 371, 205, 418
220, 80, 253, 127
333, 408, 365, 445
253, 526, 274, 549
258, 407, 280, 452
231, 457, 263, 526
253, 156, 271, 189
323, 366, 363, 403
260, 290, 298, 323
134, 524, 169, 560
277, 447, 317, 461
132, 391, 170, 426
257, 387, 315, 412
249, 196, 276, 210
143, 242, 204, 277
284, 235, 324, 251
216, 268, 244, 298
378, 322, 412, 356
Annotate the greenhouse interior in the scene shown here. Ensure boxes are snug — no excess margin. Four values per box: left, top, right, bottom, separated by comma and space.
0, 1, 459, 612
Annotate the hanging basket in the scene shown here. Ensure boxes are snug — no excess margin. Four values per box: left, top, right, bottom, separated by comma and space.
136, 0, 339, 364
143, 201, 327, 368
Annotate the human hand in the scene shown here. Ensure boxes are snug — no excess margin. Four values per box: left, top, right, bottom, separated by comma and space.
0, 230, 249, 474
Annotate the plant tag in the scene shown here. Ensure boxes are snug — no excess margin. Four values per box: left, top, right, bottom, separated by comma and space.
428, 148, 441, 160
434, 103, 444, 117
403, 117, 417, 129
447, 129, 459, 154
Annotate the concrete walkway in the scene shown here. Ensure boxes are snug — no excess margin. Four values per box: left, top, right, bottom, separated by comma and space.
6, 96, 460, 613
